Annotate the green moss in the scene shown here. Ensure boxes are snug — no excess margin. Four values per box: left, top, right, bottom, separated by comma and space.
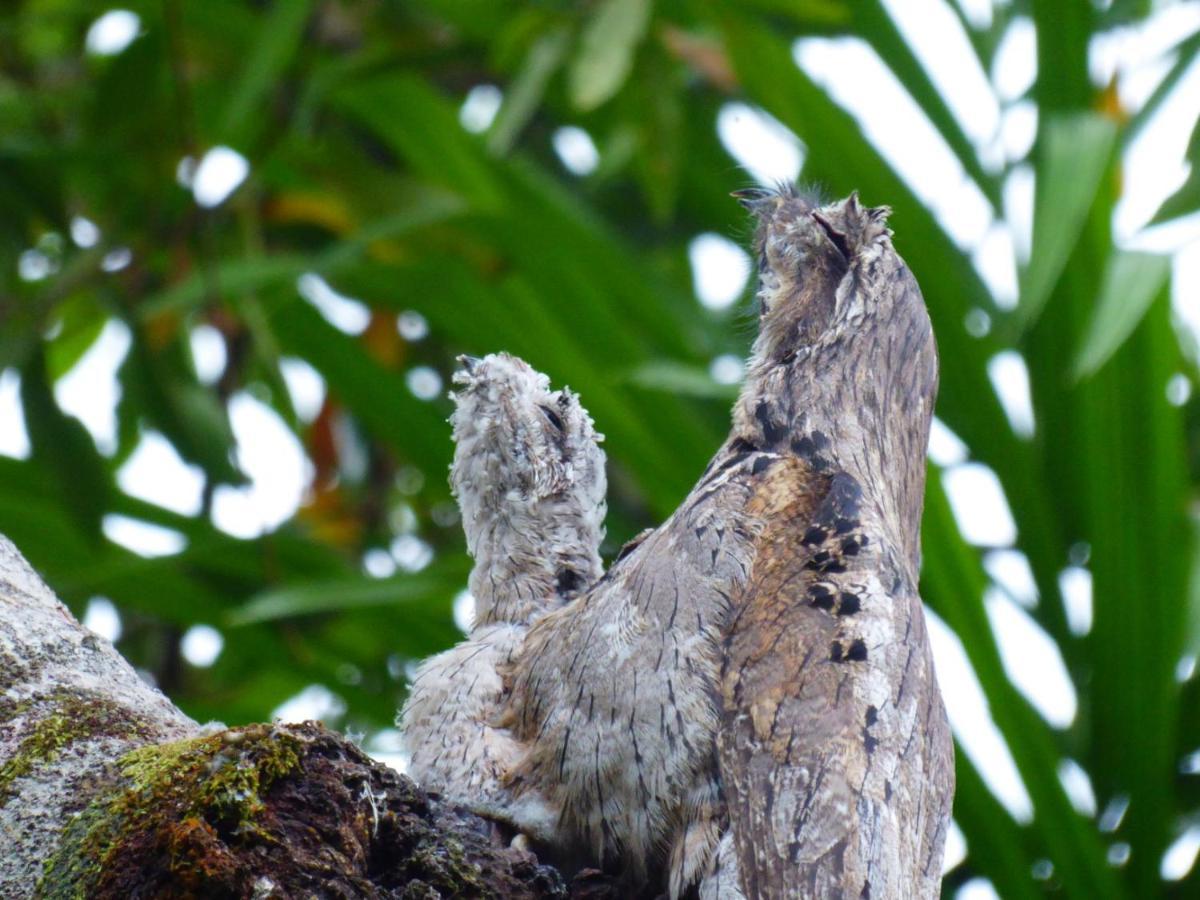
0, 690, 155, 807
0, 711, 75, 805
37, 724, 304, 898
0, 694, 33, 727
418, 832, 488, 893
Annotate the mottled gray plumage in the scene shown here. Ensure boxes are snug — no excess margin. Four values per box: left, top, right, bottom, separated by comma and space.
716, 188, 953, 898
402, 190, 953, 899
400, 353, 606, 832
500, 433, 760, 892
449, 353, 607, 626
498, 189, 952, 897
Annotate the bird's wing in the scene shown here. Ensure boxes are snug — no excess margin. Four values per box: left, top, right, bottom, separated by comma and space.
718, 459, 952, 899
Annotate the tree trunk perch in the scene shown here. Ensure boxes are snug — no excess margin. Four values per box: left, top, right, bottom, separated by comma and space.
0, 534, 570, 898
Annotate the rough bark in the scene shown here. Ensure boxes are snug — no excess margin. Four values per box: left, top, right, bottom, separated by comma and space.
0, 534, 571, 898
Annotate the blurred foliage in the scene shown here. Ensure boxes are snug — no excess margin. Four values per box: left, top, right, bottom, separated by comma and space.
2, 0, 1199, 896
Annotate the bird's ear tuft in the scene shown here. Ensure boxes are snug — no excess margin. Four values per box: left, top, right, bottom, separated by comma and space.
819, 194, 892, 254
868, 204, 892, 224
731, 187, 775, 215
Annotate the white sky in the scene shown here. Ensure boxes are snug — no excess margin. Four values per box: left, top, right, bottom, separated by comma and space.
14, 3, 1200, 886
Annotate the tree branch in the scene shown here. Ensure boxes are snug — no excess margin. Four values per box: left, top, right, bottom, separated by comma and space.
0, 534, 567, 898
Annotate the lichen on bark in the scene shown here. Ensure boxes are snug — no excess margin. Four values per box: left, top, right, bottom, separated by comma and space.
0, 688, 159, 806
0, 535, 571, 898
32, 720, 570, 899
39, 724, 302, 895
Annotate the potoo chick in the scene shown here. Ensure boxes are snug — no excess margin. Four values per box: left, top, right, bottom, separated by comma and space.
400, 353, 607, 834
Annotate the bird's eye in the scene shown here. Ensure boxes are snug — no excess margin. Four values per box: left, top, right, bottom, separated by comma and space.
540, 405, 565, 432
812, 212, 851, 262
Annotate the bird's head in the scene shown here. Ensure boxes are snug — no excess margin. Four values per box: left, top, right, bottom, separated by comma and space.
449, 353, 606, 557
734, 186, 893, 362
731, 186, 937, 567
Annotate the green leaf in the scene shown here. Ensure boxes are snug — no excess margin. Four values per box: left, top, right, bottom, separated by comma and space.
852, 0, 1001, 207
1186, 520, 1200, 662
265, 293, 450, 474
44, 295, 107, 379
921, 472, 1122, 899
138, 255, 309, 319
1150, 165, 1200, 225
220, 0, 314, 146
119, 336, 243, 486
1071, 251, 1171, 381
949, 751, 1042, 900
19, 347, 109, 538
630, 52, 685, 221
567, 0, 651, 112
0, 291, 42, 370
1122, 30, 1200, 151
1150, 111, 1200, 224
734, 0, 850, 27
488, 24, 572, 155
333, 77, 504, 211
627, 360, 739, 399
1030, 0, 1095, 111
228, 556, 470, 625
56, 549, 228, 624
0, 457, 99, 581
1017, 113, 1117, 330
1071, 291, 1189, 894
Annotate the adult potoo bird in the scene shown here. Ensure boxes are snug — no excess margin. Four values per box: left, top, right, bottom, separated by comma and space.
400, 353, 606, 833
498, 188, 952, 898
714, 188, 953, 898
